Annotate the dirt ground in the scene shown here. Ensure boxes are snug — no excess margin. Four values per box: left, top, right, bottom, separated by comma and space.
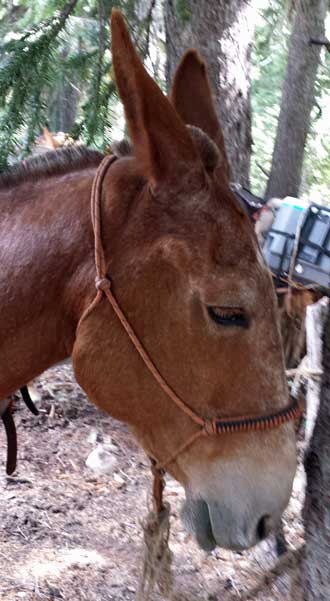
0, 365, 305, 601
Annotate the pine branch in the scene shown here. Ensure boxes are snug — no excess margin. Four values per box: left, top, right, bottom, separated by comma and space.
142, 0, 156, 59
56, 0, 80, 26
0, 0, 151, 168
82, 0, 111, 145
0, 0, 79, 169
309, 38, 330, 52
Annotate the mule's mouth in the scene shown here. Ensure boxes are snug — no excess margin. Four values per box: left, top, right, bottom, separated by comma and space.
181, 495, 277, 552
181, 497, 217, 551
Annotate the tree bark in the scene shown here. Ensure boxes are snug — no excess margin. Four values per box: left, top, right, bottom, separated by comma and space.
303, 300, 330, 600
49, 76, 79, 133
48, 45, 80, 134
164, 0, 254, 187
265, 0, 327, 200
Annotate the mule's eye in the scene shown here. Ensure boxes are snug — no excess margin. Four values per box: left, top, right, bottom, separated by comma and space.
207, 306, 249, 328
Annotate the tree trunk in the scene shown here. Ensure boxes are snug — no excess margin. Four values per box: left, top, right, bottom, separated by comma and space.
48, 48, 79, 133
164, 0, 253, 187
265, 0, 327, 200
49, 76, 79, 133
303, 300, 330, 600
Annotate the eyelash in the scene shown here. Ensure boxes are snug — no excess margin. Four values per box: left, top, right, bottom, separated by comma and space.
207, 306, 249, 329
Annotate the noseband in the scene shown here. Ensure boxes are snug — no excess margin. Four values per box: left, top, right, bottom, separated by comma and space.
78, 155, 301, 511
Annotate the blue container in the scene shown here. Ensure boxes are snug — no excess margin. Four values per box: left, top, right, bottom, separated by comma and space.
263, 199, 330, 290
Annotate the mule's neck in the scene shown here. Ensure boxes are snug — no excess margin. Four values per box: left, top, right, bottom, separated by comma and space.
0, 169, 96, 397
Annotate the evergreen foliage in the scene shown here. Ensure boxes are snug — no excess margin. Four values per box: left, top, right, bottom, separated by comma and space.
251, 0, 330, 200
0, 0, 79, 168
0, 0, 157, 169
0, 0, 329, 200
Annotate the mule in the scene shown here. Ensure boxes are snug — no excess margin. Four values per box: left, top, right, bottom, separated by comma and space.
0, 10, 297, 552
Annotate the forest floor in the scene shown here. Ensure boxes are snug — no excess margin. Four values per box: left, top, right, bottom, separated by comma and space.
0, 365, 305, 601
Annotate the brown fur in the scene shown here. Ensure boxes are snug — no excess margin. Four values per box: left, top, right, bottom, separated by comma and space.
0, 9, 296, 551
171, 49, 230, 180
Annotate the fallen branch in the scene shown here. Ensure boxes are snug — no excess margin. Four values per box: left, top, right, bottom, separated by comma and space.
256, 162, 270, 178
237, 546, 304, 600
309, 38, 330, 52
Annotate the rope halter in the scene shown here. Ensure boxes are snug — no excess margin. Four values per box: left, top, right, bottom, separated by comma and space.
78, 155, 301, 508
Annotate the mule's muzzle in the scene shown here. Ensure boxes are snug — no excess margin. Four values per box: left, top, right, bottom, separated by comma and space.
182, 495, 284, 552
181, 497, 217, 551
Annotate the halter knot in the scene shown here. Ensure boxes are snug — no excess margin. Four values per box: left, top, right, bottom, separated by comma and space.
203, 418, 217, 436
95, 276, 111, 292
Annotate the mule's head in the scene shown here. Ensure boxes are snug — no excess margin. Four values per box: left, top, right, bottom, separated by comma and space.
73, 11, 297, 552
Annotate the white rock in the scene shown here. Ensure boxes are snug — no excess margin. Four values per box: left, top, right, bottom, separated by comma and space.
113, 473, 126, 488
87, 429, 98, 444
27, 381, 41, 402
85, 443, 117, 475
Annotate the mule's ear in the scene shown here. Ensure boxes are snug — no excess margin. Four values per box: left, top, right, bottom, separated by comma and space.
111, 10, 200, 186
171, 50, 230, 181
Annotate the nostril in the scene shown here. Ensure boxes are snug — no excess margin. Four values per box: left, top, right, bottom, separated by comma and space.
256, 514, 273, 541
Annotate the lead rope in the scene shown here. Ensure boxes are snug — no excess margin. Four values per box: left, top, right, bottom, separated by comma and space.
136, 460, 173, 601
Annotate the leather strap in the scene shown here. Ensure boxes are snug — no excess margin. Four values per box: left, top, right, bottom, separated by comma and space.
1, 403, 17, 475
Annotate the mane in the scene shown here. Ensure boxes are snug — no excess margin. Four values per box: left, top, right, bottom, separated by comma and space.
0, 145, 105, 189
0, 127, 220, 191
